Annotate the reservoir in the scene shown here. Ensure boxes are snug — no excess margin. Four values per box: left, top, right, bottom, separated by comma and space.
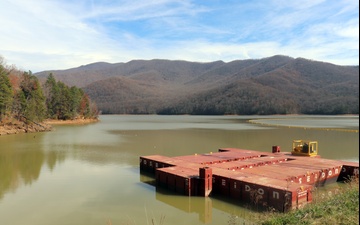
0, 115, 358, 225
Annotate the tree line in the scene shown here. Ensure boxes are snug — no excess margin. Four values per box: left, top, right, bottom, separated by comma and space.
0, 59, 98, 124
156, 83, 358, 116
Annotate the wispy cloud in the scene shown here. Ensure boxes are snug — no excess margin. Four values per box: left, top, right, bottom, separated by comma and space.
0, 0, 358, 72
81, 0, 206, 22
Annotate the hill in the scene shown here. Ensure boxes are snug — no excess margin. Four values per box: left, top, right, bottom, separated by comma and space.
34, 55, 359, 115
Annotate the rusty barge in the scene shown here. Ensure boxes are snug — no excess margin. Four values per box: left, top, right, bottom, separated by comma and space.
140, 142, 359, 212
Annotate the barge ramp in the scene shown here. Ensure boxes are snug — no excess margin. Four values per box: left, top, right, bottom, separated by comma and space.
140, 148, 359, 212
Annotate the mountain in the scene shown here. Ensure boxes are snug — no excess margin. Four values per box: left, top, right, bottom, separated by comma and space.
34, 55, 359, 115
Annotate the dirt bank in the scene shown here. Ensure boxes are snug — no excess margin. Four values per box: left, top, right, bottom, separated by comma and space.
44, 118, 99, 125
0, 118, 99, 136
0, 119, 53, 136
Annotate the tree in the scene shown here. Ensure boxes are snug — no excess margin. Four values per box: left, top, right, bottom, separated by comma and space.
0, 65, 13, 120
56, 81, 72, 120
69, 86, 83, 118
1, 56, 99, 126
44, 73, 60, 119
20, 71, 46, 122
43, 73, 99, 120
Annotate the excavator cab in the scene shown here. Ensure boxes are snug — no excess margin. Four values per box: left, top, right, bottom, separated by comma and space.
291, 140, 318, 157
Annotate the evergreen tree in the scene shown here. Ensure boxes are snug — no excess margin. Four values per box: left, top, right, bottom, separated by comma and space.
20, 71, 46, 122
12, 90, 26, 120
69, 86, 83, 118
56, 81, 72, 120
44, 73, 60, 119
0, 65, 13, 119
43, 73, 99, 120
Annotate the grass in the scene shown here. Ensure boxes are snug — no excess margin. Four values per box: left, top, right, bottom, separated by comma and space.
253, 177, 359, 225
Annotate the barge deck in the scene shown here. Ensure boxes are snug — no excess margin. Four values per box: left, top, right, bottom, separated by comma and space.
140, 148, 359, 212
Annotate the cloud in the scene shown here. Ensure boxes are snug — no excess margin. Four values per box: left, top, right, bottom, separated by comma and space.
0, 0, 358, 72
81, 0, 207, 22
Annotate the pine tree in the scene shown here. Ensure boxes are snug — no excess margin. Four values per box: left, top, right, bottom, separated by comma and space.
43, 73, 99, 120
20, 71, 46, 122
44, 73, 61, 119
69, 86, 83, 119
0, 65, 13, 120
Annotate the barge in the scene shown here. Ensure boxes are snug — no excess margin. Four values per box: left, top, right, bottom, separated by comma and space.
140, 141, 359, 212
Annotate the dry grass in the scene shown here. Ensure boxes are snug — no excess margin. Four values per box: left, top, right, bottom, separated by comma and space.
254, 177, 359, 225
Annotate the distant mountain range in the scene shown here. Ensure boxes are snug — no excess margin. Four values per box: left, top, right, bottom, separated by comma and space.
35, 55, 359, 115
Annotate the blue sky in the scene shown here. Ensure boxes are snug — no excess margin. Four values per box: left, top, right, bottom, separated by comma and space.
0, 0, 358, 72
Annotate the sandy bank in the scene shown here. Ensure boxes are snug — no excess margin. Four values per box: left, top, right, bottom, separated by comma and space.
44, 118, 99, 125
0, 118, 99, 136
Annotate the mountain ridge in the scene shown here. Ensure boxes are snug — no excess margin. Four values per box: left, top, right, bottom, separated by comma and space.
34, 55, 359, 115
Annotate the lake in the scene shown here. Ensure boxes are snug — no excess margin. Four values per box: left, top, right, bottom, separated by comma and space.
0, 115, 358, 225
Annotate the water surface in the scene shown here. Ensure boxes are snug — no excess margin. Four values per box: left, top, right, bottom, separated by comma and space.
0, 115, 358, 225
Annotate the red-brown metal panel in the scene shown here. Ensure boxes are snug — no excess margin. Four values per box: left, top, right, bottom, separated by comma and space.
240, 166, 292, 181
276, 161, 343, 185
140, 155, 179, 173
231, 160, 258, 170
158, 166, 198, 179
272, 145, 281, 153
174, 154, 224, 165
218, 148, 268, 156
212, 174, 225, 195
240, 164, 318, 185
218, 176, 230, 197
204, 152, 240, 162
337, 163, 359, 181
212, 150, 262, 160
238, 174, 313, 211
281, 158, 344, 169
175, 175, 190, 195
156, 167, 195, 192
244, 156, 289, 166
240, 179, 273, 209
156, 169, 168, 187
199, 167, 213, 196
210, 161, 247, 170
229, 178, 242, 199
209, 168, 235, 195
269, 164, 319, 184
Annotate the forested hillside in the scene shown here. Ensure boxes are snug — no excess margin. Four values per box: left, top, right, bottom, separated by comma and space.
0, 58, 99, 129
35, 55, 359, 115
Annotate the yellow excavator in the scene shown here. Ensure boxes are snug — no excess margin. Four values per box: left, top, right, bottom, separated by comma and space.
291, 140, 318, 157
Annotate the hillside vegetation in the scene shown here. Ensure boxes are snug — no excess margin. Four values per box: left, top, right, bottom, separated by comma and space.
35, 55, 359, 115
0, 57, 99, 134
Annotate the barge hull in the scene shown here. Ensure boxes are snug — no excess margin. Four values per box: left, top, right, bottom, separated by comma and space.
140, 148, 359, 212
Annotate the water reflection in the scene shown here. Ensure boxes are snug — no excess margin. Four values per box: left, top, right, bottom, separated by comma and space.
140, 172, 257, 224
0, 133, 45, 199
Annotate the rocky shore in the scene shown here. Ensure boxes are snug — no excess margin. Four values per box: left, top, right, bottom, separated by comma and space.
0, 118, 98, 136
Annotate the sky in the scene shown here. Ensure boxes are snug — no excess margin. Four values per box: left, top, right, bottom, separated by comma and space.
0, 0, 358, 72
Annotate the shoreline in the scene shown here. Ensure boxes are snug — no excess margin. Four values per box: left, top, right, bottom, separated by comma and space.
44, 118, 99, 125
0, 118, 99, 136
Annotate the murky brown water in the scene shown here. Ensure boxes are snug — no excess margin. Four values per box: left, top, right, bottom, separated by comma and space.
0, 115, 358, 225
